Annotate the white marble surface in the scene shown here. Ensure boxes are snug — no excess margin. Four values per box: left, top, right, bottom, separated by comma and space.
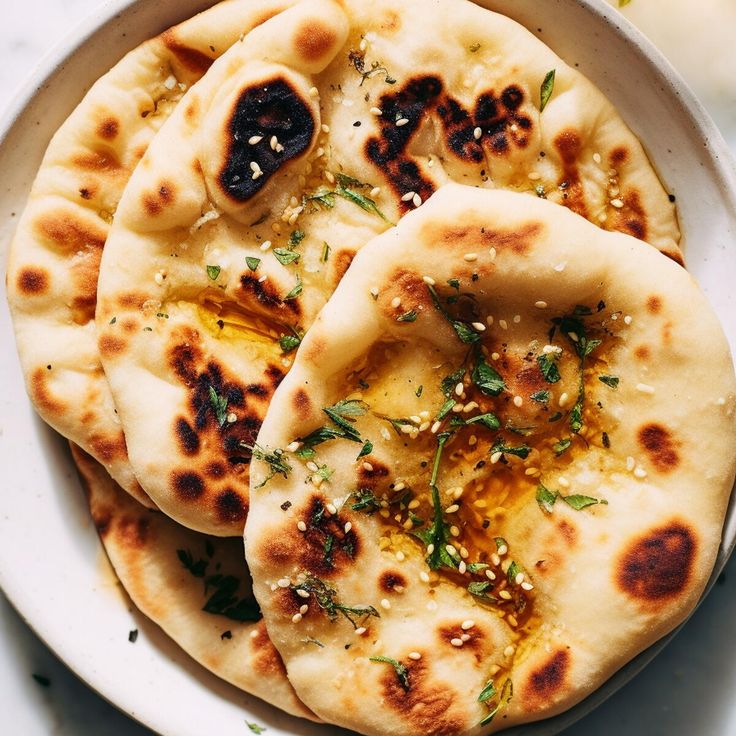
1, 1, 736, 735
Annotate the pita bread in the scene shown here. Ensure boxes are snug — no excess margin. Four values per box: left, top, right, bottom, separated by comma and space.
6, 0, 300, 505
244, 185, 735, 735
70, 443, 316, 722
95, 0, 680, 536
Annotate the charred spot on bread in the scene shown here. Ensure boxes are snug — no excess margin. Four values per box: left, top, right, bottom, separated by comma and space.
637, 423, 679, 472
219, 78, 315, 201
215, 488, 248, 523
142, 181, 176, 216
16, 266, 49, 295
524, 649, 570, 709
172, 470, 206, 500
160, 30, 214, 74
175, 417, 201, 455
379, 570, 408, 593
293, 18, 338, 62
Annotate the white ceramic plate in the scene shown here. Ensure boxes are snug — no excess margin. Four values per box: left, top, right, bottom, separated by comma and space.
1, 1, 735, 735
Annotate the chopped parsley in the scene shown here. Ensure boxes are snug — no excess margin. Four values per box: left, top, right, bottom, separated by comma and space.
464, 412, 501, 430
305, 175, 391, 222
284, 274, 302, 300
296, 399, 370, 456
553, 437, 572, 456
208, 385, 228, 428
540, 69, 556, 112
537, 353, 561, 383
357, 439, 373, 459
349, 50, 397, 86
244, 444, 292, 488
369, 656, 410, 691
491, 438, 531, 460
206, 264, 221, 281
273, 248, 300, 265
468, 580, 498, 603
245, 256, 260, 271
472, 350, 506, 395
279, 332, 302, 353
396, 309, 418, 322
530, 389, 550, 403
427, 284, 480, 344
288, 230, 305, 248
246, 722, 266, 734
415, 385, 423, 398
598, 375, 619, 389
291, 575, 379, 627
321, 241, 331, 262
480, 678, 513, 726
350, 489, 381, 514
536, 483, 605, 513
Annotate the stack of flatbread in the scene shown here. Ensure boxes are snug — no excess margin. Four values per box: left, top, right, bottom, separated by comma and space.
6, 0, 735, 733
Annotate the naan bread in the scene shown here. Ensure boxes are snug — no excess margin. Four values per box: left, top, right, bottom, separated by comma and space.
6, 0, 300, 505
71, 443, 316, 722
95, 0, 680, 536
245, 185, 735, 735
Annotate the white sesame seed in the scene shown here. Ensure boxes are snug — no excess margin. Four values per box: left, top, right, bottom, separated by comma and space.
306, 461, 319, 472
426, 544, 435, 555
626, 456, 636, 471
528, 172, 541, 180
463, 252, 478, 262
391, 296, 402, 308
450, 525, 460, 537
299, 604, 309, 614
370, 186, 381, 198
370, 106, 383, 116
422, 275, 436, 286
497, 544, 508, 556
450, 638, 463, 647
445, 544, 457, 557
370, 287, 379, 298
326, 503, 337, 515
611, 198, 624, 208
558, 392, 570, 407
499, 590, 512, 601
396, 118, 410, 127
634, 466, 648, 479
513, 315, 521, 323
285, 441, 301, 453
297, 520, 307, 532
491, 553, 501, 566
486, 315, 494, 325
308, 87, 319, 98
154, 271, 165, 285
401, 191, 415, 202
359, 38, 368, 52
431, 420, 442, 434
408, 651, 422, 660
362, 462, 373, 471
490, 451, 503, 464
524, 467, 539, 476
515, 572, 525, 585
462, 401, 478, 413
558, 476, 570, 488
259, 240, 272, 251
355, 627, 367, 635
381, 598, 391, 610
513, 395, 523, 408
412, 193, 422, 208
248, 135, 263, 145
568, 331, 579, 342
296, 591, 310, 602
311, 475, 323, 487
488, 247, 497, 260
277, 578, 291, 588
499, 319, 508, 330
507, 615, 518, 628
401, 424, 413, 434
445, 504, 460, 514
225, 411, 237, 423
419, 570, 430, 583
624, 315, 633, 325
396, 551, 405, 562
471, 322, 486, 331
250, 629, 259, 638
504, 645, 515, 658
324, 171, 336, 184
473, 126, 482, 140
521, 581, 534, 591
461, 620, 475, 630
344, 522, 352, 533
491, 352, 500, 360
270, 135, 278, 150
321, 123, 330, 134
543, 344, 562, 354
593, 152, 602, 164
249, 161, 261, 172
554, 262, 567, 272
458, 561, 467, 574
485, 569, 496, 580
535, 300, 548, 309
455, 382, 465, 396
460, 633, 471, 642
394, 481, 406, 490
257, 275, 267, 283
636, 383, 655, 394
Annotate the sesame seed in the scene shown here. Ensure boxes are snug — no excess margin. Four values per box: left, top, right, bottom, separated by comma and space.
355, 627, 367, 635
568, 331, 579, 342
486, 315, 494, 325
381, 598, 391, 610
344, 522, 353, 533
460, 633, 471, 642
396, 551, 406, 562
226, 411, 237, 424
499, 319, 508, 330
497, 544, 508, 556
558, 392, 570, 407
408, 499, 421, 509
412, 193, 422, 208
306, 461, 319, 472
634, 466, 648, 479
370, 107, 383, 116
362, 461, 373, 471
513, 395, 523, 407
431, 420, 442, 434
491, 553, 501, 566
626, 456, 636, 471
370, 186, 381, 198
491, 352, 500, 360
593, 152, 602, 164
396, 118, 410, 127
250, 629, 259, 638
309, 87, 319, 97
394, 481, 406, 490
408, 652, 422, 660
463, 252, 478, 262
270, 135, 278, 150
488, 246, 497, 260
257, 275, 267, 283
445, 544, 457, 557
558, 476, 570, 488
507, 615, 518, 628
554, 262, 567, 272
359, 38, 367, 52
471, 321, 486, 331
543, 344, 562, 354
535, 300, 548, 309
419, 571, 430, 583
450, 525, 460, 537
485, 569, 496, 580
249, 161, 261, 173
445, 504, 460, 514
324, 171, 336, 184
504, 645, 515, 657
260, 240, 272, 251
499, 590, 512, 600
459, 547, 469, 560
401, 191, 415, 202
528, 171, 541, 180
381, 427, 391, 441
426, 544, 435, 555
391, 296, 401, 308
299, 604, 309, 614
248, 135, 263, 145
521, 581, 534, 591
513, 315, 521, 323
285, 441, 301, 453
370, 287, 379, 298
321, 123, 330, 134
326, 503, 337, 514
468, 435, 477, 446
277, 578, 291, 588
636, 383, 655, 394
490, 451, 503, 464
461, 620, 475, 630
450, 638, 463, 647
462, 401, 478, 413
458, 561, 467, 574
524, 467, 539, 476
297, 520, 307, 532
515, 572, 525, 585
401, 424, 413, 434
473, 126, 482, 140
624, 315, 633, 325
454, 382, 465, 396
452, 403, 464, 414
610, 198, 624, 208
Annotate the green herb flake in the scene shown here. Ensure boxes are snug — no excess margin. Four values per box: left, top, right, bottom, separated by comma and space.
467, 562, 490, 574
415, 385, 423, 398
396, 310, 418, 323
245, 256, 260, 271
279, 333, 302, 353
562, 494, 603, 511
536, 483, 558, 513
447, 278, 460, 290
478, 680, 497, 702
369, 656, 410, 691
480, 678, 513, 726
553, 437, 572, 456
468, 580, 497, 602
291, 575, 379, 628
350, 489, 381, 514
540, 69, 556, 112
244, 444, 292, 488
491, 438, 531, 460
530, 390, 550, 403
465, 412, 501, 430
109, 316, 117, 325
246, 721, 267, 734
321, 242, 331, 262
303, 637, 325, 647
206, 264, 221, 281
619, 0, 632, 7
357, 440, 373, 460
273, 248, 300, 265
599, 375, 619, 389
288, 230, 305, 248
472, 352, 506, 396
208, 385, 229, 428
427, 284, 480, 345
284, 274, 302, 300
537, 353, 561, 383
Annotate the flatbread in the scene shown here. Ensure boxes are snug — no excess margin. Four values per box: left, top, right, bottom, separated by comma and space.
95, 0, 680, 536
244, 185, 736, 735
70, 443, 316, 722
6, 0, 300, 505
